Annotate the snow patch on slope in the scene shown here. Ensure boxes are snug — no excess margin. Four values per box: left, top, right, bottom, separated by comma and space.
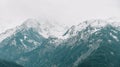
110, 33, 119, 42
0, 28, 16, 42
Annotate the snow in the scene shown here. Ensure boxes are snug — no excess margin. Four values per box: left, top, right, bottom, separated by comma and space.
0, 28, 16, 42
20, 18, 68, 38
27, 39, 40, 46
20, 39, 27, 49
111, 30, 117, 34
22, 19, 40, 29
108, 40, 112, 43
24, 36, 27, 40
33, 41, 40, 46
27, 39, 34, 43
110, 51, 114, 55
90, 20, 106, 27
64, 18, 120, 38
0, 18, 120, 43
0, 18, 68, 48
110, 33, 119, 42
11, 39, 17, 46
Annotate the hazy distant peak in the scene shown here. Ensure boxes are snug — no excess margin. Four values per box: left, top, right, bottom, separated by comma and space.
21, 18, 41, 29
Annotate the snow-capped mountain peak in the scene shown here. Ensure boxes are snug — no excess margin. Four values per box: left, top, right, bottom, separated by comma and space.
22, 19, 40, 29
0, 18, 68, 42
21, 18, 68, 38
0, 28, 16, 42
64, 18, 120, 38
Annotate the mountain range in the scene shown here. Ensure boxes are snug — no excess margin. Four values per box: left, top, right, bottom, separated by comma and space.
0, 18, 120, 67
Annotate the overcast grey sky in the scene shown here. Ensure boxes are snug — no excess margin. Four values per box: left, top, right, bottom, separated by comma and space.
0, 0, 120, 32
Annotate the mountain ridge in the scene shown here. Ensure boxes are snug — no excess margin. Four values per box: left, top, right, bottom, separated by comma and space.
0, 18, 120, 67
0, 18, 68, 42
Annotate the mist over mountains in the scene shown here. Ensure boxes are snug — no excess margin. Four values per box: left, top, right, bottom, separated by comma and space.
0, 18, 120, 67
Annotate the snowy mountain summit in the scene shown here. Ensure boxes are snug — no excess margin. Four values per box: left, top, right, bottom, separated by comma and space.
0, 19, 68, 42
1, 18, 120, 42
20, 19, 68, 38
0, 18, 120, 67
64, 18, 120, 38
0, 19, 67, 41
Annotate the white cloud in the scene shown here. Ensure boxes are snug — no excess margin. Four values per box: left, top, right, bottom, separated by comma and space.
0, 0, 120, 33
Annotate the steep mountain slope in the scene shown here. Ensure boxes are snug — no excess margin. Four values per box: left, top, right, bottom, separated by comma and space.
0, 59, 23, 67
0, 19, 66, 61
0, 19, 67, 42
0, 18, 120, 67
15, 19, 120, 67
78, 25, 120, 67
21, 19, 68, 38
0, 27, 45, 60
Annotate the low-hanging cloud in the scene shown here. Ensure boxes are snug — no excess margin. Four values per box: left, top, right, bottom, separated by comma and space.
0, 0, 120, 32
